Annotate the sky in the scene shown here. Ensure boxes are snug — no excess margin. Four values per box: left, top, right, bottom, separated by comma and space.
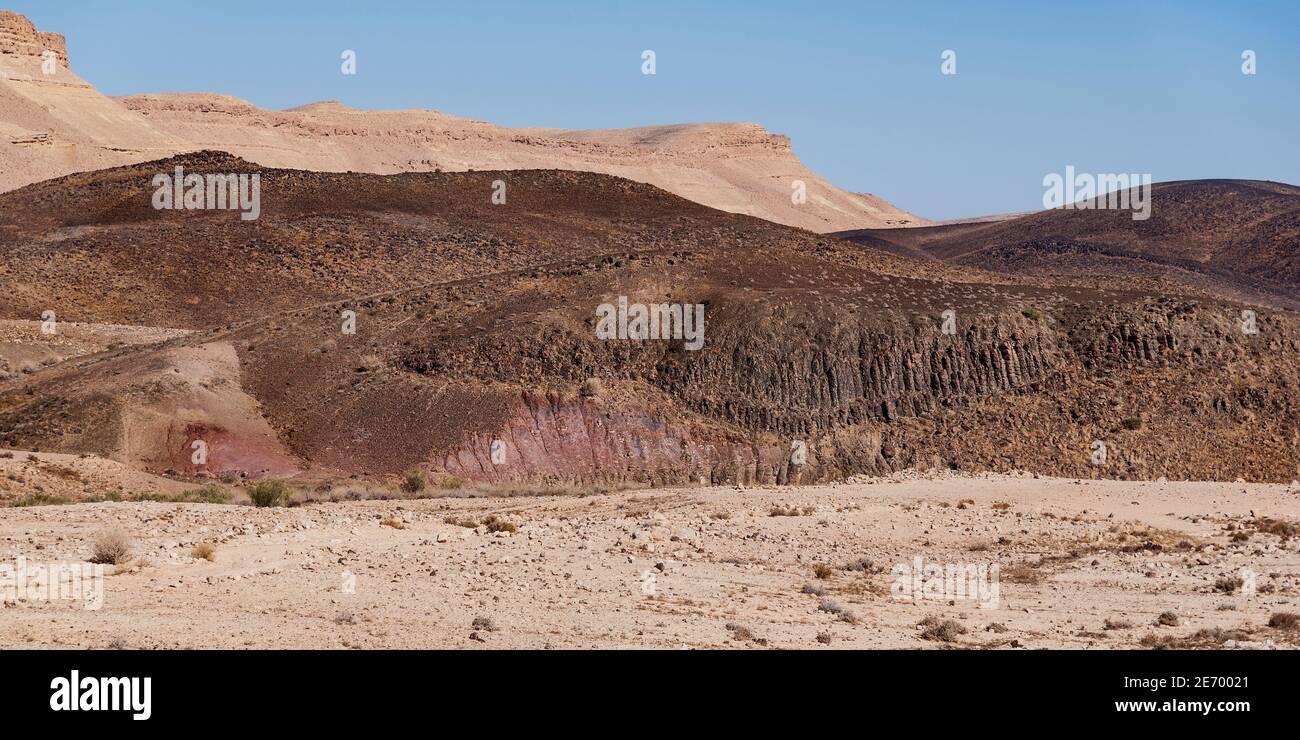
8, 0, 1298, 220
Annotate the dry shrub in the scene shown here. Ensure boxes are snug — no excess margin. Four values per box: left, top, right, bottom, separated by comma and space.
1213, 576, 1243, 593
483, 515, 517, 533
918, 616, 967, 642
90, 532, 132, 565
812, 563, 835, 580
381, 517, 407, 530
190, 542, 216, 561
400, 468, 427, 494
1268, 612, 1299, 629
770, 505, 814, 517
1140, 627, 1253, 649
1002, 562, 1042, 584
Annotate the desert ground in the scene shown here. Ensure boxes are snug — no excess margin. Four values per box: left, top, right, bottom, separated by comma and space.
1, 471, 1297, 649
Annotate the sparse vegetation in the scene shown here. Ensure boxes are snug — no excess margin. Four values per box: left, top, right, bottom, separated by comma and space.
1021, 307, 1042, 320
11, 492, 72, 507
90, 531, 132, 565
247, 480, 292, 507
817, 598, 845, 614
1140, 627, 1253, 649
381, 516, 407, 530
812, 563, 835, 579
1268, 612, 1299, 630
1103, 618, 1134, 630
580, 377, 604, 398
483, 515, 517, 533
400, 468, 427, 494
1213, 575, 1243, 593
190, 542, 216, 561
801, 583, 826, 596
769, 505, 814, 517
918, 616, 967, 642
1121, 416, 1144, 431
1156, 611, 1180, 627
842, 556, 881, 573
471, 616, 498, 632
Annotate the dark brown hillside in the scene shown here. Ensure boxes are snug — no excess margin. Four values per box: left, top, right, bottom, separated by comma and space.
1, 155, 1297, 485
837, 180, 1300, 310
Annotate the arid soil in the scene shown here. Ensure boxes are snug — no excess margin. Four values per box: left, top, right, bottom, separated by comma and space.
1, 473, 1297, 649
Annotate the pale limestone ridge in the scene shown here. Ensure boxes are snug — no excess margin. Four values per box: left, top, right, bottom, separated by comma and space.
0, 11, 927, 231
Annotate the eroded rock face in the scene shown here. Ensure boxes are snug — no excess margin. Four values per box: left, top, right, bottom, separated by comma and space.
0, 10, 67, 65
1, 155, 1296, 485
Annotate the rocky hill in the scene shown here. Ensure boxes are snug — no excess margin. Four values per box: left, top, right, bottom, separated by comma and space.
1, 153, 1296, 485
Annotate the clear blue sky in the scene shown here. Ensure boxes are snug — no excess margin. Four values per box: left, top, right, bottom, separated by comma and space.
9, 0, 1298, 220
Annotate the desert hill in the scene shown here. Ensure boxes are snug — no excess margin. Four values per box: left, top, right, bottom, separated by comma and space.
0, 10, 923, 232
1, 154, 1296, 485
836, 180, 1300, 310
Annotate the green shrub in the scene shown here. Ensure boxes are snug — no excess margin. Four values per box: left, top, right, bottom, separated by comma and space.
247, 480, 292, 507
401, 468, 428, 494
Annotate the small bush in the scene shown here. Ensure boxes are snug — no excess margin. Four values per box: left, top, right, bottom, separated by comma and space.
1268, 612, 1299, 629
380, 516, 407, 530
801, 583, 826, 596
438, 476, 465, 490
247, 480, 292, 507
400, 468, 427, 494
11, 492, 72, 507
190, 542, 216, 561
919, 616, 967, 642
580, 377, 604, 397
471, 616, 498, 632
90, 532, 132, 565
1104, 618, 1134, 630
1156, 611, 1180, 627
818, 598, 844, 614
1213, 576, 1243, 593
1121, 416, 1144, 431
842, 557, 881, 573
483, 515, 517, 533
179, 485, 232, 504
812, 563, 835, 580
725, 622, 757, 641
769, 505, 814, 517
1021, 307, 1042, 320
